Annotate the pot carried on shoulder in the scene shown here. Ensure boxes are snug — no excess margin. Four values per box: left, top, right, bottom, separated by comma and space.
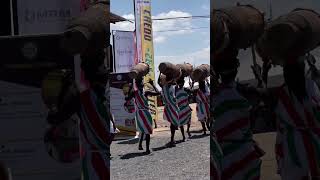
256, 8, 320, 65
176, 63, 193, 78
191, 64, 210, 82
129, 62, 150, 79
159, 62, 181, 80
212, 4, 265, 53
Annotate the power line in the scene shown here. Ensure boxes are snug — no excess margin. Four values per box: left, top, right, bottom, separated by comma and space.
154, 27, 209, 33
152, 15, 210, 21
126, 15, 210, 21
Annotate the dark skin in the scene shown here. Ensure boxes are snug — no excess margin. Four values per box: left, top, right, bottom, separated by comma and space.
125, 78, 160, 101
126, 78, 160, 153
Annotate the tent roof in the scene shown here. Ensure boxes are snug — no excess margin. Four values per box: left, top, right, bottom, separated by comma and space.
110, 12, 127, 23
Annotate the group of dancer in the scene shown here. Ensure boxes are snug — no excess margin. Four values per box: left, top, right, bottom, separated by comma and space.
124, 62, 210, 154
211, 5, 320, 180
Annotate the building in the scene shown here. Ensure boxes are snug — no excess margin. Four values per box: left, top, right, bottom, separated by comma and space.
111, 12, 127, 23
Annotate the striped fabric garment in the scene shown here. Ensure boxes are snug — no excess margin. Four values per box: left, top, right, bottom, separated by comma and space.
176, 87, 192, 125
133, 89, 153, 134
210, 131, 223, 180
79, 89, 111, 180
124, 98, 136, 113
196, 86, 210, 122
274, 78, 320, 180
212, 83, 263, 180
162, 85, 180, 126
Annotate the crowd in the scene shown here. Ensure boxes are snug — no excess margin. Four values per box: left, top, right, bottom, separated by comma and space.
122, 62, 210, 154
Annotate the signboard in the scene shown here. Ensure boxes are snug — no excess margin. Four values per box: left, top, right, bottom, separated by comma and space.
0, 35, 80, 180
15, 0, 81, 35
113, 31, 136, 73
110, 73, 136, 138
134, 0, 158, 122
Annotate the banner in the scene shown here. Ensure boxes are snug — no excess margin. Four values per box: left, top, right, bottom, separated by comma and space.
113, 31, 136, 73
16, 0, 81, 35
134, 0, 158, 122
110, 73, 136, 138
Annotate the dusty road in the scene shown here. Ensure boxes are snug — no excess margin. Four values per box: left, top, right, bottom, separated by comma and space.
110, 105, 281, 180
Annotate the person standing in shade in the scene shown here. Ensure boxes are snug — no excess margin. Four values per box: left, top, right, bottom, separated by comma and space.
77, 51, 114, 180
248, 55, 320, 180
211, 49, 264, 180
46, 50, 113, 180
175, 76, 193, 140
126, 78, 160, 154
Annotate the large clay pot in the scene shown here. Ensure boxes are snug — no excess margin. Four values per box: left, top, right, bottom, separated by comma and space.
191, 64, 210, 81
176, 63, 193, 77
158, 62, 181, 79
257, 8, 320, 65
61, 1, 110, 55
212, 4, 265, 52
128, 63, 149, 79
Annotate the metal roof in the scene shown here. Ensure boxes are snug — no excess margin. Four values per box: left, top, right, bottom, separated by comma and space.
110, 12, 127, 23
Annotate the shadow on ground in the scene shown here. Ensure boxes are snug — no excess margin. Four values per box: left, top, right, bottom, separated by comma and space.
189, 134, 209, 139
120, 151, 151, 159
116, 138, 139, 145
189, 130, 205, 134
151, 139, 186, 152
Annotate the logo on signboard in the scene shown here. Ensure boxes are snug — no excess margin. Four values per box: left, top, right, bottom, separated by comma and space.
24, 9, 72, 24
116, 75, 123, 81
21, 42, 38, 60
116, 35, 132, 41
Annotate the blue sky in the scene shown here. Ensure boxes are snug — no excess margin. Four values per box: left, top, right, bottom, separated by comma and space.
111, 0, 210, 82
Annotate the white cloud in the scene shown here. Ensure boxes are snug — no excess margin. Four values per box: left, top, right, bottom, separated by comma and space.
153, 36, 166, 43
110, 10, 194, 44
152, 47, 209, 88
110, 14, 135, 31
154, 46, 210, 79
155, 46, 210, 67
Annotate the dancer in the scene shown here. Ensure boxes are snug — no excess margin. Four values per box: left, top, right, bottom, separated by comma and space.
249, 56, 320, 180
196, 79, 210, 135
212, 50, 264, 180
176, 76, 192, 139
45, 51, 114, 180
158, 74, 180, 147
78, 51, 113, 180
125, 78, 160, 154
